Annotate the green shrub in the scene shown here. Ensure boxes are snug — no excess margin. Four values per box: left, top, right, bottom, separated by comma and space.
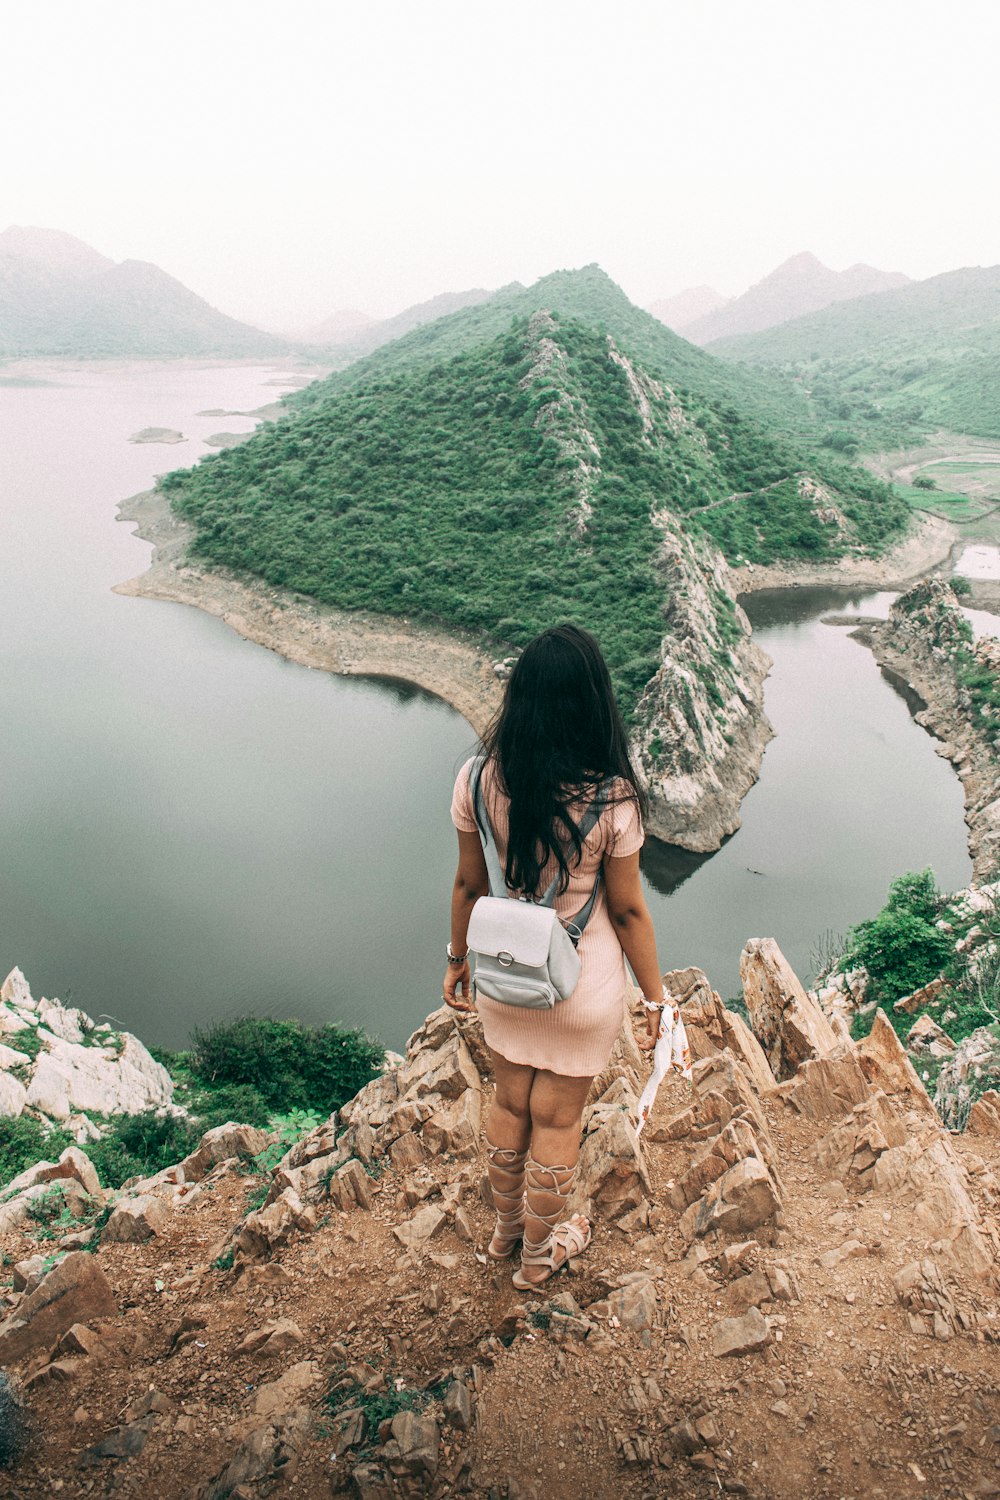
189, 1017, 384, 1116
85, 1111, 204, 1189
912, 474, 937, 490
951, 574, 972, 598
842, 869, 952, 1010
0, 1116, 73, 1193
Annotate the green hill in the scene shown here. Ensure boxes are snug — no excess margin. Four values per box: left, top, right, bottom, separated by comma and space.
160, 281, 907, 715
709, 265, 1000, 446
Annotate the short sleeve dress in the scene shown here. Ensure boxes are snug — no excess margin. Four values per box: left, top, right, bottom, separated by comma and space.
450, 756, 644, 1078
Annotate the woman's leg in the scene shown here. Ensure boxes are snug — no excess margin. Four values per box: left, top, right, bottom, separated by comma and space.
516, 1069, 594, 1287
483, 1049, 534, 1258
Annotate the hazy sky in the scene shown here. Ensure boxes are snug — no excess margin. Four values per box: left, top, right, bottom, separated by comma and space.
4, 0, 998, 331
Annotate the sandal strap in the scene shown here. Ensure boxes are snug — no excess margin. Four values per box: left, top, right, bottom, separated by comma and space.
485, 1141, 528, 1230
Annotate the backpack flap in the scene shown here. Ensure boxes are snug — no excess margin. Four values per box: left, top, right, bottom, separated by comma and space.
467, 896, 557, 969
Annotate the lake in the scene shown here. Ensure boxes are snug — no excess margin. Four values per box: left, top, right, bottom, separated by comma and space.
0, 364, 974, 1050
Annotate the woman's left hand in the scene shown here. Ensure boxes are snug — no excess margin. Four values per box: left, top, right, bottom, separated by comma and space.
443, 960, 475, 1013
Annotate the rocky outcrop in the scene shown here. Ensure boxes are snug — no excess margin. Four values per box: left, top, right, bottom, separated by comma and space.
860, 579, 1000, 877
633, 522, 773, 852
740, 938, 839, 1079
0, 968, 174, 1139
934, 1025, 1000, 1129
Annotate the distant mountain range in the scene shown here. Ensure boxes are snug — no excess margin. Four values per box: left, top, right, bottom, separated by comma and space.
300, 287, 499, 362
0, 226, 289, 358
711, 263, 1000, 443
649, 252, 910, 346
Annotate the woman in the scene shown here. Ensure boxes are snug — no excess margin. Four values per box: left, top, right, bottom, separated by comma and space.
443, 624, 668, 1292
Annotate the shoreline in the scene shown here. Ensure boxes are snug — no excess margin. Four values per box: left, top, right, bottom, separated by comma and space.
114, 488, 504, 737
729, 511, 958, 596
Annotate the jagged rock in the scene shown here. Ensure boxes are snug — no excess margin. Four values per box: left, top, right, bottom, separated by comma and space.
935, 1027, 1000, 1130
235, 1318, 304, 1357
575, 1101, 651, 1219
181, 1122, 271, 1181
12, 1254, 51, 1295
102, 1193, 172, 1243
893, 1258, 965, 1339
395, 1030, 480, 1103
967, 1089, 1000, 1138
423, 1087, 482, 1158
670, 1118, 772, 1210
669, 968, 775, 1095
872, 1127, 997, 1280
23, 1030, 173, 1120
443, 1378, 473, 1431
389, 1410, 440, 1477
811, 1091, 909, 1186
234, 1187, 313, 1261
0, 1251, 117, 1362
740, 938, 839, 1079
856, 1010, 937, 1118
906, 1013, 956, 1059
727, 1261, 799, 1310
58, 1322, 103, 1358
589, 1014, 644, 1101
350, 1460, 393, 1499
679, 1156, 782, 1242
388, 1131, 427, 1170
195, 1403, 313, 1498
332, 1406, 368, 1457
0, 1041, 32, 1068
327, 1159, 374, 1211
0, 968, 34, 1010
711, 1307, 771, 1357
250, 1362, 320, 1416
777, 1046, 871, 1122
393, 1204, 447, 1248
817, 1239, 868, 1269
606, 1277, 657, 1331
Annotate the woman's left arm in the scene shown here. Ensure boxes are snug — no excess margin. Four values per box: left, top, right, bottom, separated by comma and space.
604, 848, 664, 1050
443, 829, 489, 1013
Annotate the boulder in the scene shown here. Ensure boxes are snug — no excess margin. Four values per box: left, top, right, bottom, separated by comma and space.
3, 1145, 102, 1200
0, 968, 34, 1010
679, 1156, 782, 1242
0, 1251, 117, 1363
575, 1101, 651, 1219
606, 1277, 658, 1331
670, 1118, 773, 1211
23, 1031, 173, 1119
393, 1204, 447, 1248
740, 938, 839, 1080
0, 1072, 27, 1119
0, 1177, 94, 1235
389, 1410, 440, 1477
327, 1159, 373, 1212
711, 1307, 771, 1358
422, 1087, 482, 1158
180, 1122, 271, 1182
102, 1193, 172, 1243
893, 976, 948, 1016
856, 1011, 937, 1119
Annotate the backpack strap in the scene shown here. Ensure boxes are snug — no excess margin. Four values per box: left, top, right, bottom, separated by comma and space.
469, 757, 611, 946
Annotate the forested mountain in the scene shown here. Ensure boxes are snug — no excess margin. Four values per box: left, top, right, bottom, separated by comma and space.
160, 272, 907, 714
302, 288, 498, 360
710, 264, 1000, 445
0, 226, 289, 358
683, 252, 910, 346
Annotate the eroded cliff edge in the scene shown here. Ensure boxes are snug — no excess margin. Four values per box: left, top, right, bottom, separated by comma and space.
116, 486, 773, 855
856, 578, 1000, 878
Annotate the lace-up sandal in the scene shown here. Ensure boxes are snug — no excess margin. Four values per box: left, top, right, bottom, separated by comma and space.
484, 1143, 528, 1260
511, 1158, 592, 1292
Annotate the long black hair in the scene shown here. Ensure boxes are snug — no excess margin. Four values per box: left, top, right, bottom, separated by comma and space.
479, 624, 646, 898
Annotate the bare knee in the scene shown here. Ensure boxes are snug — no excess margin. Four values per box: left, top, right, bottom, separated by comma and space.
492, 1093, 530, 1129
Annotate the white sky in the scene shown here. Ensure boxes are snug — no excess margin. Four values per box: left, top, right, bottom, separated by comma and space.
3, 0, 998, 331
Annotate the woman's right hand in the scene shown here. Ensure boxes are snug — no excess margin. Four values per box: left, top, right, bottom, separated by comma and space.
443, 960, 475, 1014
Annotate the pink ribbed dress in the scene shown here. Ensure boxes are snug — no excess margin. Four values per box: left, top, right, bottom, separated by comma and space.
450, 757, 645, 1078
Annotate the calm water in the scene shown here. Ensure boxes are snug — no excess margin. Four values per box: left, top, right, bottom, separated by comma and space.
0, 365, 975, 1048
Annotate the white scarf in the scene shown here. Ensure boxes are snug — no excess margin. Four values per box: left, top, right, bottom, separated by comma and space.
635, 994, 692, 1135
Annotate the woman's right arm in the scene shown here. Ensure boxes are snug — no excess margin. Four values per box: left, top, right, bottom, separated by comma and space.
603, 849, 663, 1049
443, 829, 489, 1014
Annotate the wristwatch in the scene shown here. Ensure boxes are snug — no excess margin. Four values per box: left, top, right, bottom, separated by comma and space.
446, 943, 469, 965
